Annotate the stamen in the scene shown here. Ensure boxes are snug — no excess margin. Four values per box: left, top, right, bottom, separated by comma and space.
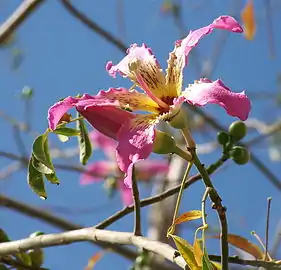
128, 59, 169, 110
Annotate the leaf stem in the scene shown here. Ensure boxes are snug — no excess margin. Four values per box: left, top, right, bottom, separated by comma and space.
181, 125, 229, 270
132, 165, 141, 236
201, 187, 211, 249
169, 162, 193, 235
193, 153, 229, 270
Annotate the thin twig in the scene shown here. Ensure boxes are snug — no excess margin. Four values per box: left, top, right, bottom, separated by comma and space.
132, 166, 141, 236
209, 255, 281, 269
193, 153, 229, 270
264, 0, 275, 59
264, 197, 272, 261
0, 0, 45, 44
60, 0, 127, 52
0, 194, 181, 270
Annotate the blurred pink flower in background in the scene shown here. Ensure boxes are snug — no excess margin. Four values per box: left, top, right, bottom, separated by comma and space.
80, 131, 169, 205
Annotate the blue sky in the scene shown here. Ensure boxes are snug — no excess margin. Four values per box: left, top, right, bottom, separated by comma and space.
1, 0, 281, 269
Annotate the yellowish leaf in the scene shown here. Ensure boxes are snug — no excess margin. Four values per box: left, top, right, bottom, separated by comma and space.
174, 210, 202, 225
193, 239, 203, 267
212, 234, 263, 259
241, 0, 256, 40
169, 234, 200, 270
84, 251, 104, 270
211, 261, 222, 269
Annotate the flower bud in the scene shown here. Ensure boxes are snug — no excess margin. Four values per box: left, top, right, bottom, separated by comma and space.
217, 131, 230, 145
229, 121, 247, 141
229, 146, 250, 165
152, 130, 176, 154
168, 108, 187, 129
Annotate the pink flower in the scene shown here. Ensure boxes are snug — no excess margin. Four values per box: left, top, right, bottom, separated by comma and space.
48, 16, 251, 187
80, 131, 169, 205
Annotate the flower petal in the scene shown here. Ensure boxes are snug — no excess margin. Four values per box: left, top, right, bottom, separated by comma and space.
80, 161, 116, 185
97, 87, 160, 113
183, 79, 251, 121
78, 105, 135, 140
106, 44, 169, 104
48, 96, 79, 130
89, 130, 116, 150
118, 181, 133, 206
48, 94, 119, 131
169, 16, 243, 96
135, 159, 169, 181
116, 114, 158, 187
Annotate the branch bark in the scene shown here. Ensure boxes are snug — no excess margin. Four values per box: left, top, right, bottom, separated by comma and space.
0, 0, 45, 44
0, 227, 187, 269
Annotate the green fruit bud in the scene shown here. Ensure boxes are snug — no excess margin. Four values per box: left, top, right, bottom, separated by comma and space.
229, 121, 247, 141
229, 146, 250, 165
29, 231, 44, 238
152, 130, 176, 154
168, 108, 188, 129
217, 131, 230, 145
28, 249, 44, 268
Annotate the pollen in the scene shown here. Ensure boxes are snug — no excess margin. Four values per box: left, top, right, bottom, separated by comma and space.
128, 59, 141, 72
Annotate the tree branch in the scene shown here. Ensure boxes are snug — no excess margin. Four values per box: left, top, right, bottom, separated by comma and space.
209, 255, 281, 269
0, 227, 187, 269
0, 194, 176, 270
59, 0, 127, 52
0, 0, 45, 44
132, 166, 141, 236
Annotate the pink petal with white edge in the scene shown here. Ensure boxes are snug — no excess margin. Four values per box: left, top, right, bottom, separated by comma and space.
116, 114, 158, 187
136, 159, 169, 181
80, 161, 116, 185
106, 43, 160, 79
175, 16, 243, 68
118, 181, 133, 206
183, 79, 251, 121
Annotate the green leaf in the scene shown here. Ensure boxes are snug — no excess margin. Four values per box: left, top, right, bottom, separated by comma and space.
32, 155, 53, 174
57, 134, 69, 142
32, 134, 54, 172
53, 127, 80, 136
45, 173, 60, 185
0, 229, 10, 242
27, 157, 47, 199
0, 264, 8, 270
14, 252, 32, 266
28, 249, 44, 268
202, 251, 215, 270
77, 115, 92, 165
169, 234, 199, 269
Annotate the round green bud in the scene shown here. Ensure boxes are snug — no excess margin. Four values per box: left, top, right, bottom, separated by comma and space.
229, 146, 250, 165
229, 121, 247, 141
168, 108, 188, 129
28, 249, 44, 268
217, 131, 230, 145
152, 130, 176, 154
29, 231, 44, 238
